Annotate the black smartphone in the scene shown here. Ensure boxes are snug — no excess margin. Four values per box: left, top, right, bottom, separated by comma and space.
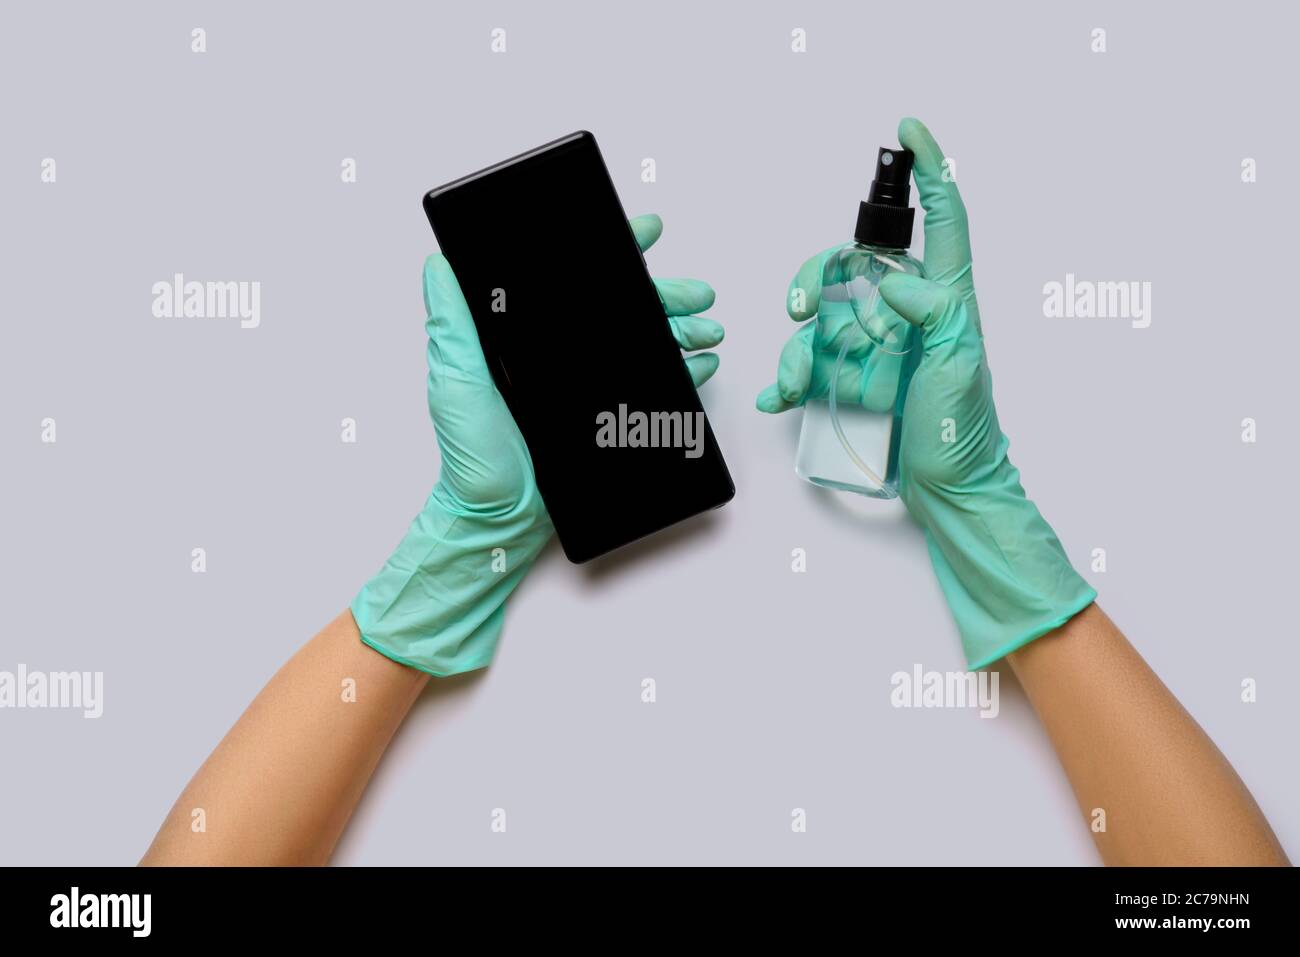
423, 131, 734, 563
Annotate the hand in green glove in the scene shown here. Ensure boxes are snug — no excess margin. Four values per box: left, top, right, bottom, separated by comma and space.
352, 214, 723, 676
758, 118, 1095, 669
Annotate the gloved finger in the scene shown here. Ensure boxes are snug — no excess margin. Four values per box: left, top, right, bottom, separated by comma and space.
685, 352, 719, 387
655, 277, 716, 316
760, 341, 891, 412
813, 306, 875, 360
859, 351, 904, 412
423, 253, 494, 385
830, 348, 903, 414
897, 117, 973, 286
630, 214, 663, 253
787, 248, 833, 321
756, 383, 796, 413
878, 272, 967, 354
776, 323, 816, 404
668, 314, 725, 351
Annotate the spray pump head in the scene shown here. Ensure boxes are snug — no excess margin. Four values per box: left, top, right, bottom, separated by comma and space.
854, 146, 916, 249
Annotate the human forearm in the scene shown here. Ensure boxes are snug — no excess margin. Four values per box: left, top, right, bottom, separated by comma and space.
141, 610, 428, 866
1008, 603, 1288, 866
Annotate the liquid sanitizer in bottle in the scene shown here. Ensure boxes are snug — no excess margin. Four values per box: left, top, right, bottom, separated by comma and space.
795, 146, 923, 498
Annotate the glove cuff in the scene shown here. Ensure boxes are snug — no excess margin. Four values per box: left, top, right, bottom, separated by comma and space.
350, 487, 551, 676
920, 478, 1096, 671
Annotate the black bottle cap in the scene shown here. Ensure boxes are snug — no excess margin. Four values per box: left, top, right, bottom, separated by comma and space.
854, 146, 916, 249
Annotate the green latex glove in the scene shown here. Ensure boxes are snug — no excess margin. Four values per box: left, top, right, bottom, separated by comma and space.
758, 118, 1095, 670
353, 214, 723, 676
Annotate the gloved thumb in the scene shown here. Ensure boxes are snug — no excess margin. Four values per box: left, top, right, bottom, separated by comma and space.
422, 252, 517, 471
877, 272, 963, 337
423, 253, 495, 387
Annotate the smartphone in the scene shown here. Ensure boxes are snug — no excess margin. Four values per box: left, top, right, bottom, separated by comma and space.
423, 132, 734, 563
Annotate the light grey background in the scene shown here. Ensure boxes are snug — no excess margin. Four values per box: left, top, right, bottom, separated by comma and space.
2, 1, 1296, 865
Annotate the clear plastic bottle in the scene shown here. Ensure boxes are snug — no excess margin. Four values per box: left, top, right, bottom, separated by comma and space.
795, 146, 923, 499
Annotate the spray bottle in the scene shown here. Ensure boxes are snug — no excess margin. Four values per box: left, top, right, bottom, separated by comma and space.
794, 146, 923, 498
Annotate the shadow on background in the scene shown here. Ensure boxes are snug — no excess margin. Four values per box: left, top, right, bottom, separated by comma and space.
575, 509, 724, 585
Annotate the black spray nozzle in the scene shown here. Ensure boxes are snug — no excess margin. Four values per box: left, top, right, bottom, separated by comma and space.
868, 147, 914, 206
855, 145, 916, 249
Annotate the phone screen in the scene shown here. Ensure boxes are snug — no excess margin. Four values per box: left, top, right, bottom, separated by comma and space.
423, 132, 734, 562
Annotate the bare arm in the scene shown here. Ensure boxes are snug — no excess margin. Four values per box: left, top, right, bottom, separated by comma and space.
1008, 603, 1288, 866
140, 611, 428, 866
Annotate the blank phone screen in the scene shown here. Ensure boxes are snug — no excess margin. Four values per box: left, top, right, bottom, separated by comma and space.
423, 132, 734, 562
